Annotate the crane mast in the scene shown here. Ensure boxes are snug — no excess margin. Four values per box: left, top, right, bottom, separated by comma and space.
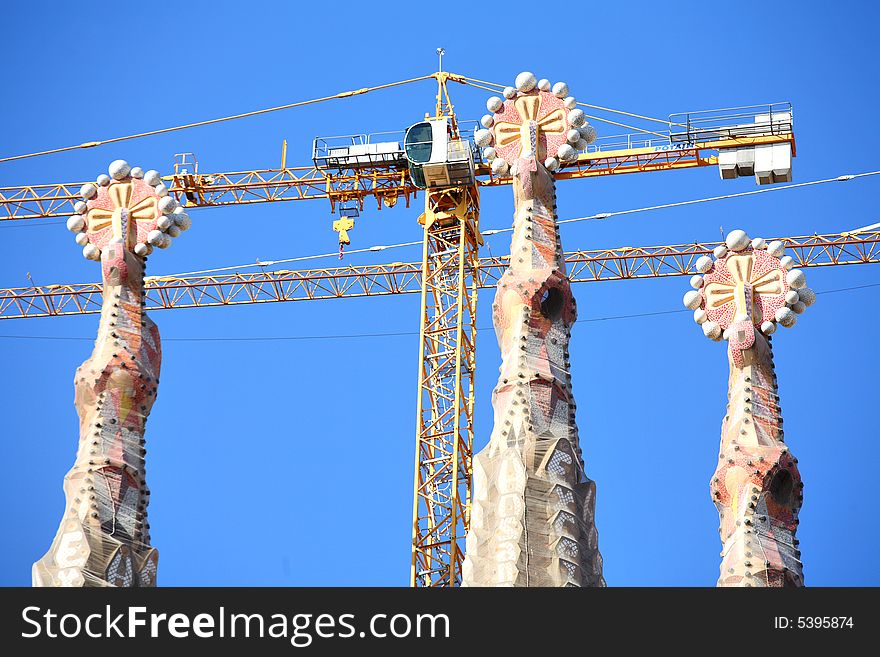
411, 70, 480, 586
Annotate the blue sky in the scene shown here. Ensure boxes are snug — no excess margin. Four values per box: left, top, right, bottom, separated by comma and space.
1, 0, 877, 586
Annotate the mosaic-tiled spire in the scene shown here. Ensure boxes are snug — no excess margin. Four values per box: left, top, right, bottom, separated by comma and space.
685, 230, 813, 586
33, 161, 192, 587
462, 73, 603, 586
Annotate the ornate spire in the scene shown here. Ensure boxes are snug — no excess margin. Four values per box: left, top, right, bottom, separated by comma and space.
34, 161, 192, 587
684, 230, 812, 586
463, 73, 603, 587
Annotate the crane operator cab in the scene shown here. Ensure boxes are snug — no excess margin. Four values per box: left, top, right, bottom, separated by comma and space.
404, 118, 475, 189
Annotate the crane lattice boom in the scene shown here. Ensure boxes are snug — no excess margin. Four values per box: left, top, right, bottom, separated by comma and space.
1, 230, 875, 321
0, 135, 794, 221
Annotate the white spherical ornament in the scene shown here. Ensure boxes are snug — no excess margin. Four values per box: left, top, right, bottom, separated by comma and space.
552, 81, 569, 98
491, 158, 509, 175
696, 255, 714, 273
515, 71, 537, 92
66, 215, 85, 232
474, 128, 493, 148
157, 234, 172, 249
725, 229, 750, 252
174, 212, 192, 231
693, 308, 708, 324
503, 86, 517, 100
159, 196, 177, 214
130, 166, 144, 179
83, 244, 100, 261
480, 114, 494, 129
791, 301, 806, 315
760, 320, 777, 335
483, 146, 496, 161
108, 159, 131, 180
556, 143, 577, 162
785, 290, 800, 305
74, 201, 87, 214
147, 230, 165, 246
157, 215, 173, 230
166, 224, 181, 238
563, 96, 577, 110
767, 240, 785, 257
79, 183, 97, 200
75, 232, 89, 246
144, 170, 162, 186
702, 320, 722, 340
786, 269, 806, 289
779, 255, 794, 270
537, 78, 551, 92
154, 183, 169, 197
568, 108, 586, 127
134, 243, 150, 257
486, 96, 504, 113
578, 125, 597, 144
544, 157, 560, 172
683, 290, 702, 310
566, 129, 581, 144
751, 237, 766, 250
713, 245, 728, 259
96, 174, 111, 187
690, 275, 704, 289
798, 287, 816, 307
575, 138, 588, 151
775, 306, 796, 327
722, 328, 731, 340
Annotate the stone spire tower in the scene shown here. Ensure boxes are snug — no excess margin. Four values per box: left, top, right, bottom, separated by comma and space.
462, 72, 604, 586
33, 160, 192, 587
684, 229, 815, 586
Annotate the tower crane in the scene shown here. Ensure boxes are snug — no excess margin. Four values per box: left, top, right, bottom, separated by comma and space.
5, 65, 870, 587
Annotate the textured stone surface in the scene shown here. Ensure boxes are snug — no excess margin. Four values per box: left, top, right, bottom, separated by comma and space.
712, 333, 803, 587
463, 86, 603, 585
34, 173, 163, 587
689, 235, 806, 588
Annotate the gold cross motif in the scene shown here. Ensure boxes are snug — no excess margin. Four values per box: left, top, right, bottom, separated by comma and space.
704, 254, 784, 323
87, 183, 159, 248
494, 95, 567, 158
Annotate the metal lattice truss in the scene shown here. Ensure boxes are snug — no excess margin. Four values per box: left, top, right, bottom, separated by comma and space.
2, 231, 876, 321
411, 186, 480, 587
0, 133, 794, 221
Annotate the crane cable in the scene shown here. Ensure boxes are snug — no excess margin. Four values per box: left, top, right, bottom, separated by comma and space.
139, 168, 880, 282
457, 76, 670, 137
458, 75, 685, 128
553, 171, 880, 228
0, 74, 436, 165
157, 240, 425, 279
0, 69, 770, 163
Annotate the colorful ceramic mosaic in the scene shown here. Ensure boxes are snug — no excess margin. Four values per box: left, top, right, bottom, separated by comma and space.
683, 230, 812, 587
463, 74, 603, 587
34, 161, 192, 587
